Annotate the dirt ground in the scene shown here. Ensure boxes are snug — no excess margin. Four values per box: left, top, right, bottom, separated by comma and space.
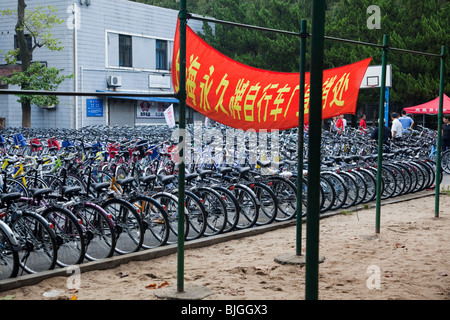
1, 194, 449, 301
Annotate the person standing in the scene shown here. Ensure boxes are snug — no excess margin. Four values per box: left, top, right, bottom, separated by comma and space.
359, 114, 367, 133
330, 116, 338, 133
391, 112, 403, 140
336, 114, 345, 133
398, 110, 414, 132
370, 119, 392, 152
442, 115, 450, 151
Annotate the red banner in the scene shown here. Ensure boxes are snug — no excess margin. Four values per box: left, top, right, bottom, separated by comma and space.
172, 21, 371, 131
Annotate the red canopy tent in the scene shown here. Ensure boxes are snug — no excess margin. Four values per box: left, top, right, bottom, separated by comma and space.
403, 94, 450, 114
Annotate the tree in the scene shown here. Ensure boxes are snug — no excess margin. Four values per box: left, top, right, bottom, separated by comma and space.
0, 1, 71, 127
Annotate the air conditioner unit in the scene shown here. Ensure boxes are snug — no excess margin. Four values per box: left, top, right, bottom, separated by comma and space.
107, 75, 122, 87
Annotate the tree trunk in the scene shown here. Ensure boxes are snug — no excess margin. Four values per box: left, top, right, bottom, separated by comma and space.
16, 0, 32, 127
21, 101, 31, 127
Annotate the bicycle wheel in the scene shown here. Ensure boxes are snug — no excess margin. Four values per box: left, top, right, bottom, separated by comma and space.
252, 182, 278, 226
101, 198, 144, 255
151, 192, 189, 244
380, 166, 397, 199
212, 186, 240, 233
0, 221, 19, 279
319, 175, 335, 213
398, 162, 417, 194
358, 168, 377, 203
196, 187, 227, 236
347, 170, 367, 206
24, 176, 49, 190
384, 163, 406, 197
131, 195, 170, 249
321, 171, 347, 210
338, 171, 358, 209
5, 179, 29, 198
41, 206, 86, 267
183, 190, 207, 240
11, 210, 57, 274
232, 184, 259, 229
73, 203, 116, 261
408, 162, 426, 192
442, 150, 450, 174
269, 177, 298, 221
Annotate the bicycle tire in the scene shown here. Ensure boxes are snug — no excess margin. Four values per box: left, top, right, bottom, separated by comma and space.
251, 182, 278, 226
357, 168, 377, 203
183, 190, 207, 240
408, 161, 426, 192
442, 150, 450, 174
72, 202, 116, 261
195, 186, 227, 236
384, 163, 406, 197
347, 170, 367, 206
11, 210, 57, 274
398, 161, 418, 194
0, 221, 20, 279
338, 171, 359, 209
319, 174, 335, 213
231, 184, 259, 229
151, 192, 189, 244
269, 176, 298, 220
130, 195, 170, 249
5, 179, 29, 198
321, 171, 347, 210
101, 198, 144, 255
393, 162, 413, 195
40, 206, 86, 267
212, 185, 240, 233
381, 166, 397, 199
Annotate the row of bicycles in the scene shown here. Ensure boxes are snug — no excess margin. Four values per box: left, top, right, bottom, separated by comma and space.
0, 123, 446, 281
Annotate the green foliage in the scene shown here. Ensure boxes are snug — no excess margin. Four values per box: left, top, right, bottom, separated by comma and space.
1, 5, 65, 64
0, 62, 73, 109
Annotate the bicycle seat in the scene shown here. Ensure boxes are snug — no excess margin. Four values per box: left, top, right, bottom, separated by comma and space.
29, 188, 52, 198
185, 173, 198, 181
139, 175, 156, 184
256, 160, 271, 168
0, 192, 21, 204
217, 167, 232, 174
116, 177, 135, 187
158, 175, 176, 185
283, 160, 297, 167
235, 167, 251, 176
198, 169, 213, 178
91, 182, 110, 191
62, 186, 82, 197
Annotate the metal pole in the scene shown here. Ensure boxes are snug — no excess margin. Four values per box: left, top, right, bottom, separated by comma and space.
296, 19, 307, 256
375, 34, 389, 234
177, 0, 187, 293
435, 45, 446, 218
305, 0, 325, 301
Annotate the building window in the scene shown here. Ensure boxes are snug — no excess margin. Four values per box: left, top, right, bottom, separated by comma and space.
14, 34, 32, 62
119, 35, 132, 67
156, 39, 167, 70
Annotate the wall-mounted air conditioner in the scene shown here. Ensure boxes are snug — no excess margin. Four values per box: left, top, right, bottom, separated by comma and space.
107, 75, 122, 87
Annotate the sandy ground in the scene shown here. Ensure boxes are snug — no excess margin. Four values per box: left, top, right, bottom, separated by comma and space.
1, 193, 449, 301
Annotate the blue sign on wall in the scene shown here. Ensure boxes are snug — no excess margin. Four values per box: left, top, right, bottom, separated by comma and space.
86, 99, 104, 117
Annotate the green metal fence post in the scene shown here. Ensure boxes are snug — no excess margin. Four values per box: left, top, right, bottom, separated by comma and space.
177, 0, 187, 293
305, 0, 325, 301
435, 45, 446, 218
296, 19, 307, 256
375, 34, 389, 234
